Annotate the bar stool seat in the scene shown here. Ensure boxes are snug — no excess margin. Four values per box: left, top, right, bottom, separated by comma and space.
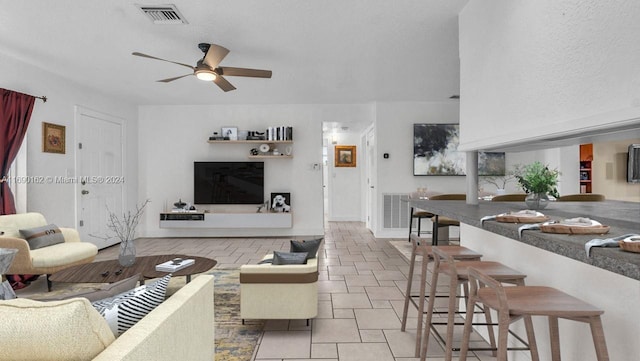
408, 207, 435, 241
461, 268, 609, 361
421, 247, 538, 361
401, 234, 482, 357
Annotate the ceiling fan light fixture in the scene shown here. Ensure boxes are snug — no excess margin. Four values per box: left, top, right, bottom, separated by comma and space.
195, 69, 216, 81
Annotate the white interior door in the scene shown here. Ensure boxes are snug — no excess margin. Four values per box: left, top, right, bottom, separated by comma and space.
365, 127, 376, 232
76, 107, 124, 249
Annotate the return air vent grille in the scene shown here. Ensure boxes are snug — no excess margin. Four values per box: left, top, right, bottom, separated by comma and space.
383, 193, 410, 229
136, 4, 188, 24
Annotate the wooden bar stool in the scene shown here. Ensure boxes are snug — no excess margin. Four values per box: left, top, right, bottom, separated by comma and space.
400, 234, 482, 357
421, 247, 538, 361
428, 194, 465, 245
408, 207, 434, 241
461, 267, 609, 361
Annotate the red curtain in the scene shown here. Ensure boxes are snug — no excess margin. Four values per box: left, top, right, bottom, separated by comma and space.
0, 89, 35, 215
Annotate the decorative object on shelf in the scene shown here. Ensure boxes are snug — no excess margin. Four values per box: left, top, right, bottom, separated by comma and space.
259, 143, 270, 154
221, 126, 238, 141
271, 192, 291, 213
272, 148, 280, 156
173, 199, 187, 209
247, 131, 266, 140
285, 146, 293, 156
105, 200, 150, 267
209, 132, 224, 141
0, 248, 18, 300
515, 162, 560, 210
42, 122, 66, 154
335, 145, 356, 167
250, 148, 259, 156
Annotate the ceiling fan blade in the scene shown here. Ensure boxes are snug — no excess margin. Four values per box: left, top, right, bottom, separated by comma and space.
203, 44, 230, 69
212, 75, 236, 92
217, 66, 272, 78
156, 74, 193, 83
132, 52, 195, 70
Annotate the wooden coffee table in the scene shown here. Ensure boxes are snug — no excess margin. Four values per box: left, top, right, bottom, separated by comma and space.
49, 255, 217, 286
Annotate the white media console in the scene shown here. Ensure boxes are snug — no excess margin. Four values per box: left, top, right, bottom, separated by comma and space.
159, 212, 292, 229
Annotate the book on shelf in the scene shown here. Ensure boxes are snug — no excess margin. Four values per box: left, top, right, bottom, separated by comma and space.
155, 258, 195, 272
266, 126, 293, 141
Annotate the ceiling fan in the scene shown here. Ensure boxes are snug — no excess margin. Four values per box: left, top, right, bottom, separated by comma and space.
132, 43, 272, 92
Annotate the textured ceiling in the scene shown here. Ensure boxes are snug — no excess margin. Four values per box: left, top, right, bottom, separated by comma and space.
0, 0, 467, 106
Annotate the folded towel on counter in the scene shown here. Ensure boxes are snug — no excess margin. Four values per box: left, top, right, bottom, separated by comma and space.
559, 217, 598, 227
480, 210, 544, 226
585, 233, 640, 257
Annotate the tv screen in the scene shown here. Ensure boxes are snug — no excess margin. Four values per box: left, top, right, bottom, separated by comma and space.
628, 144, 640, 183
194, 162, 264, 204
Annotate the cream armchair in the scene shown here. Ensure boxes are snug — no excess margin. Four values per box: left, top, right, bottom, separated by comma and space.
0, 212, 98, 290
240, 255, 318, 322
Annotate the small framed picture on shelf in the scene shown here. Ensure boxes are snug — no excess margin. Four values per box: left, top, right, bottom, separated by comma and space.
221, 126, 238, 141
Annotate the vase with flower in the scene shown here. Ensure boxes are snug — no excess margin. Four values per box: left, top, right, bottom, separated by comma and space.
104, 200, 150, 267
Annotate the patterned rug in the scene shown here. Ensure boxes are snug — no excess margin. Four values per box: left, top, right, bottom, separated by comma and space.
22, 269, 264, 361
212, 269, 265, 361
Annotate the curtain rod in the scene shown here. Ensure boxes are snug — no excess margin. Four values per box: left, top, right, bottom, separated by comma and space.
35, 95, 47, 102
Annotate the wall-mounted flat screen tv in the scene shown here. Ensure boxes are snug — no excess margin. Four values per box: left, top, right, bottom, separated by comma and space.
628, 144, 640, 183
194, 162, 264, 204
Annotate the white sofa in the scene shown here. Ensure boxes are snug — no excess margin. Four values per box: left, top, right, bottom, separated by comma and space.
0, 274, 215, 361
0, 212, 98, 290
240, 256, 318, 321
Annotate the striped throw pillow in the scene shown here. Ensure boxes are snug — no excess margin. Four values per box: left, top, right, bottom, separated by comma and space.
92, 274, 171, 336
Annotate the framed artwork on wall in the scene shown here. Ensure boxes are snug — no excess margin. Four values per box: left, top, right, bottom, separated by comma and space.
413, 124, 463, 175
42, 122, 66, 154
335, 145, 356, 167
413, 124, 505, 176
478, 152, 506, 176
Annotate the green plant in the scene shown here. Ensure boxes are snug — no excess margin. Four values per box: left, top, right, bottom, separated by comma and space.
514, 162, 560, 198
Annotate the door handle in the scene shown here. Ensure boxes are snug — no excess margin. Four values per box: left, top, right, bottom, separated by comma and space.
81, 190, 89, 195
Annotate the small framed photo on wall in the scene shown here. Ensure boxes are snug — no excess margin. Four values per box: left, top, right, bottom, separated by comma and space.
42, 122, 66, 154
335, 145, 356, 167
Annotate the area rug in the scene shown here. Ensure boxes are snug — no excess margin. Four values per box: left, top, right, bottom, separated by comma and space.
22, 269, 264, 361
212, 269, 265, 361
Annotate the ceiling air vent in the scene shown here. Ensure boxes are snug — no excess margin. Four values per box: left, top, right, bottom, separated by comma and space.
136, 4, 188, 24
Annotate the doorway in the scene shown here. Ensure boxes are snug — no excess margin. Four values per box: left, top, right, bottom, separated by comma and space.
75, 107, 125, 249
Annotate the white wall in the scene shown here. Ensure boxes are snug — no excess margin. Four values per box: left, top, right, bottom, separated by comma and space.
0, 51, 138, 229
459, 0, 640, 151
138, 104, 371, 237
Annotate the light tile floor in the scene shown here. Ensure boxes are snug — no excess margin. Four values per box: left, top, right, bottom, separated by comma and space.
17, 221, 513, 360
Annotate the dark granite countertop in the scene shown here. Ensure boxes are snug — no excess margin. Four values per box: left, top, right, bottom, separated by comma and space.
409, 199, 640, 281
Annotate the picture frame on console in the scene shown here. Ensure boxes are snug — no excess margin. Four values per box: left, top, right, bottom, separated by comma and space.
270, 192, 291, 213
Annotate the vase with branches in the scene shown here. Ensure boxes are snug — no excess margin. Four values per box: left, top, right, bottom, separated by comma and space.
105, 199, 150, 267
480, 170, 516, 193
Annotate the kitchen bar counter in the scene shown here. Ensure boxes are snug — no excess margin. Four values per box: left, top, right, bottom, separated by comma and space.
409, 199, 640, 280
409, 198, 640, 360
